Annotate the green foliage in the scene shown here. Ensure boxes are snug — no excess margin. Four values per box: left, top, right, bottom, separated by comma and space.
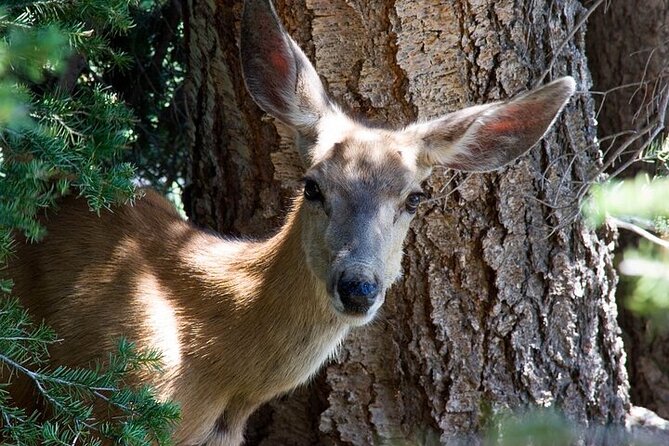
0, 303, 180, 444
0, 1, 139, 245
104, 0, 187, 193
585, 150, 669, 330
585, 175, 669, 228
643, 134, 669, 174
0, 0, 181, 443
485, 407, 574, 446
620, 241, 669, 328
483, 406, 664, 445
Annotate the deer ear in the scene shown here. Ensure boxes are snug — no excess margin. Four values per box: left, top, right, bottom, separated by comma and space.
241, 0, 332, 134
408, 77, 576, 172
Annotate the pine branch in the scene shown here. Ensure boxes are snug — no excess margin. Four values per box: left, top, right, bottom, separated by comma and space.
1, 1, 181, 444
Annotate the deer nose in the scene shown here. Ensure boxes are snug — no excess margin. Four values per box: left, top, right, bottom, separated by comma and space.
337, 278, 379, 313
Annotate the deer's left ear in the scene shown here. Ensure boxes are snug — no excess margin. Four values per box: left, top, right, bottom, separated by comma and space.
406, 77, 576, 172
240, 0, 332, 135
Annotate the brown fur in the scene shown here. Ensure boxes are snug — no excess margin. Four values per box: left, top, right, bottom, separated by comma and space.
5, 191, 347, 445
2, 1, 576, 444
4, 89, 575, 445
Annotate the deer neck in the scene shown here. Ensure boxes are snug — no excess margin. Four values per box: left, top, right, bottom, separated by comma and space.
187, 197, 348, 399
243, 197, 338, 324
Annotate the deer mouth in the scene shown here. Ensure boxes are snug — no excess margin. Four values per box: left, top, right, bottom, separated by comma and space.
328, 270, 385, 325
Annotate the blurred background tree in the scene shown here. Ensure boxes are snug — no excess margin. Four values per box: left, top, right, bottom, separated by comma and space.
588, 170, 669, 327
588, 0, 669, 425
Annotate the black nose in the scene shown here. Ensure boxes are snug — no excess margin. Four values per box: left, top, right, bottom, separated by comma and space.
337, 278, 379, 313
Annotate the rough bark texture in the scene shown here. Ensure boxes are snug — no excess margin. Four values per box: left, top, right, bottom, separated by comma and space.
183, 0, 630, 444
182, 0, 289, 237
587, 0, 669, 419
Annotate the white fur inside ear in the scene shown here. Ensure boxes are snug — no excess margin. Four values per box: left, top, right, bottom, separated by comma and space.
409, 76, 576, 172
403, 102, 499, 167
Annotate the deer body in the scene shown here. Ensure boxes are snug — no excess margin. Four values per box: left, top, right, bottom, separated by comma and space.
4, 1, 577, 444
9, 190, 348, 445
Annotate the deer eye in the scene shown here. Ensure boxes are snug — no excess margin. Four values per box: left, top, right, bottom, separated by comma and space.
405, 192, 425, 214
304, 179, 323, 202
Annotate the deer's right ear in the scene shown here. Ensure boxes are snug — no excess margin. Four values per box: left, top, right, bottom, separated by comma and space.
407, 77, 576, 172
241, 0, 332, 139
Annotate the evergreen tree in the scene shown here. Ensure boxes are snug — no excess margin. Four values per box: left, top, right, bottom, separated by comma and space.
0, 1, 181, 443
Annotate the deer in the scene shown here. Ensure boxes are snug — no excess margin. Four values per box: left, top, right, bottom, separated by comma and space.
3, 0, 576, 444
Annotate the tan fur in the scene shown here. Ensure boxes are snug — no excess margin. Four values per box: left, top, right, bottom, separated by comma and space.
5, 114, 427, 446
5, 191, 351, 445
3, 95, 574, 445
3, 1, 576, 443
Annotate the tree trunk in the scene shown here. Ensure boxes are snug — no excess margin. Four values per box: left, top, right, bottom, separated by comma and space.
183, 0, 629, 444
587, 0, 669, 420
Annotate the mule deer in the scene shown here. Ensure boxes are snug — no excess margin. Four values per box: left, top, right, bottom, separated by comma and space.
4, 0, 576, 444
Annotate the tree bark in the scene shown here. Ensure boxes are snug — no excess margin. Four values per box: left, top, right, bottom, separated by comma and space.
587, 0, 669, 420
183, 0, 629, 444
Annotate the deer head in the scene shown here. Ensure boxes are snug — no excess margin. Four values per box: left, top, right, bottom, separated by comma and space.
241, 0, 575, 325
